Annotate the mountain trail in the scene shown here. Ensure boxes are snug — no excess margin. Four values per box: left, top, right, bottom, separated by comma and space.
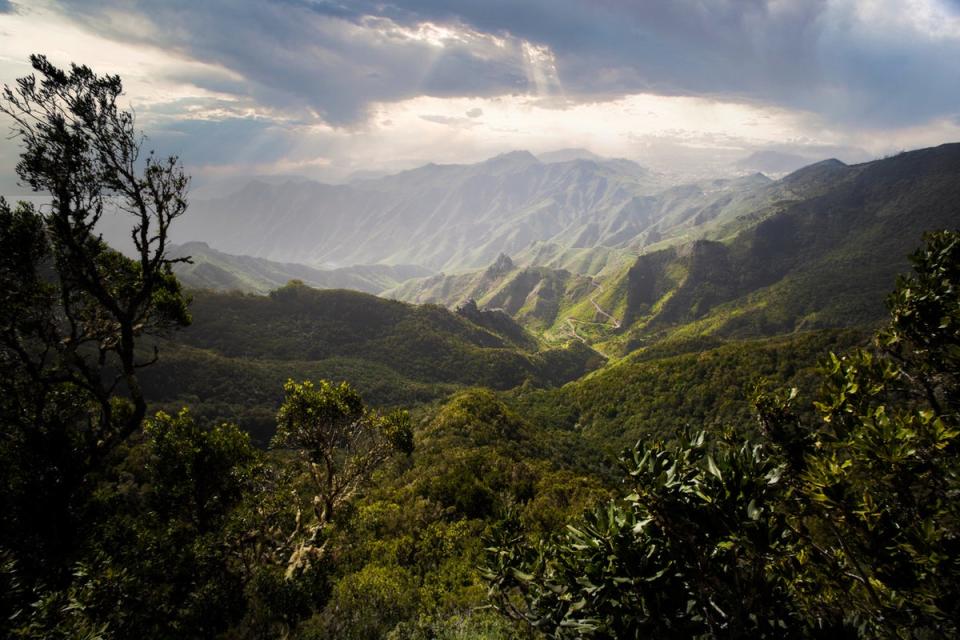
585, 278, 621, 329
558, 277, 622, 354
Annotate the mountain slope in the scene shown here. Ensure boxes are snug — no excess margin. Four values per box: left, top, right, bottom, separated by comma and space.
383, 253, 595, 331
173, 152, 672, 273
587, 144, 960, 352
170, 241, 431, 294
385, 168, 811, 307
387, 144, 960, 357
141, 282, 604, 441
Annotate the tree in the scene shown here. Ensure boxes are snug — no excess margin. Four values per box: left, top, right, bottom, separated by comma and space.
0, 54, 191, 446
883, 229, 960, 414
271, 379, 413, 577
486, 230, 960, 638
765, 229, 960, 636
0, 54, 190, 585
69, 411, 259, 638
485, 432, 800, 638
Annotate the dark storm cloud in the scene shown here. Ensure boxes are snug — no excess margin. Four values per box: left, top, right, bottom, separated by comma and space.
53, 0, 960, 128
54, 0, 531, 125
369, 0, 960, 127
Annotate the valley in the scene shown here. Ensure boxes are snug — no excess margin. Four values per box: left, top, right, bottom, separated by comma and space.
184, 143, 960, 359
141, 144, 960, 459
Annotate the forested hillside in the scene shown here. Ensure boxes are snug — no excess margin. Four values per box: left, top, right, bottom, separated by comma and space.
391, 145, 960, 357
383, 253, 594, 331
141, 283, 603, 442
170, 242, 432, 294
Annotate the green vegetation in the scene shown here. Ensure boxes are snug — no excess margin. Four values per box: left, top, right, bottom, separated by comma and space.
486, 230, 960, 638
383, 254, 595, 333
171, 241, 432, 295
140, 284, 603, 443
3, 55, 959, 639
512, 328, 870, 454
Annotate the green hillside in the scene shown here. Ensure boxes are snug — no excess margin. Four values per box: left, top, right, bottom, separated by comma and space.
384, 253, 595, 331
141, 282, 604, 442
608, 144, 960, 351
399, 144, 960, 357
511, 327, 870, 454
170, 241, 431, 294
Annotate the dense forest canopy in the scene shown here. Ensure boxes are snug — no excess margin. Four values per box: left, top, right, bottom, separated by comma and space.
1, 54, 959, 640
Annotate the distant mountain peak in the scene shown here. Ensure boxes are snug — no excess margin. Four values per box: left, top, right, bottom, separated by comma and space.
740, 172, 774, 184
810, 158, 846, 169
537, 148, 603, 163
175, 240, 212, 251
782, 158, 848, 185
484, 150, 539, 166
485, 253, 514, 277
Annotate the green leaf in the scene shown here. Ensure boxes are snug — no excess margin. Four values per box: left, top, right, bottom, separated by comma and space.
747, 499, 761, 521
706, 454, 723, 481
510, 568, 535, 582
632, 517, 654, 534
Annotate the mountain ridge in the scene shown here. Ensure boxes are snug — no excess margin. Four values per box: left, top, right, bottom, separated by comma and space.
389, 143, 960, 355
169, 241, 432, 294
172, 150, 671, 272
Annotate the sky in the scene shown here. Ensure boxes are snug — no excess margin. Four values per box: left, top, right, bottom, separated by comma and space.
1, 0, 960, 189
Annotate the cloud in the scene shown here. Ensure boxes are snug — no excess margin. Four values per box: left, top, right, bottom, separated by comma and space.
3, 0, 959, 182
147, 117, 297, 166
46, 0, 960, 131
51, 0, 535, 125
419, 113, 480, 128
406, 0, 960, 128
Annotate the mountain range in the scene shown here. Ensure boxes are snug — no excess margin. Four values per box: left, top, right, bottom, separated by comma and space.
388, 144, 960, 354
171, 146, 893, 286
169, 241, 431, 294
173, 150, 668, 273
163, 143, 960, 363
167, 149, 831, 284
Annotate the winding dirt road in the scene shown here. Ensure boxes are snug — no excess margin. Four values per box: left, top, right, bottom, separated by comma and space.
562, 277, 621, 345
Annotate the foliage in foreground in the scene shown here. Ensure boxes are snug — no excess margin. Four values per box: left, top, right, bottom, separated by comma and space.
2, 380, 414, 639
486, 230, 960, 638
0, 53, 191, 613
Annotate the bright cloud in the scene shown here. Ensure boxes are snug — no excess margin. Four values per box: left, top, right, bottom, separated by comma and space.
0, 0, 958, 185
0, 1, 240, 115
